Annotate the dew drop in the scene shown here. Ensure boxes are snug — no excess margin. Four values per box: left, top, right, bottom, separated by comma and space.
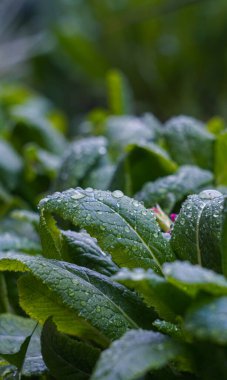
133, 200, 140, 207
71, 190, 86, 200
199, 190, 222, 200
85, 187, 93, 192
124, 226, 130, 233
100, 225, 106, 231
112, 190, 124, 198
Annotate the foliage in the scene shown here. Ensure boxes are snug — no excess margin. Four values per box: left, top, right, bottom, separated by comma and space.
1, 83, 227, 380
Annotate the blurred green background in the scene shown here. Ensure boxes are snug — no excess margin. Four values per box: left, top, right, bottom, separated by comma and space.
1, 0, 227, 121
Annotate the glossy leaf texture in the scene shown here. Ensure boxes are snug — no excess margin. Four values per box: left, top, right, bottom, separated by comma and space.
113, 268, 190, 322
41, 319, 100, 380
91, 329, 181, 380
0, 314, 46, 377
164, 116, 215, 170
110, 142, 177, 195
136, 165, 213, 211
170, 190, 224, 272
38, 188, 175, 273
0, 252, 154, 342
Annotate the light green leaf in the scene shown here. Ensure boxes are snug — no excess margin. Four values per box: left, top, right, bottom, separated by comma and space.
106, 69, 133, 115
114, 268, 190, 321
163, 261, 227, 297
136, 165, 213, 211
164, 116, 215, 170
55, 137, 108, 191
184, 296, 227, 344
18, 274, 107, 347
38, 188, 175, 273
61, 230, 119, 276
0, 252, 154, 342
91, 329, 181, 380
0, 314, 46, 376
41, 319, 100, 380
170, 190, 224, 272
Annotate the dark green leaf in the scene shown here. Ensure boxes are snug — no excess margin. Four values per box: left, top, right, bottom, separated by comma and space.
114, 268, 190, 321
38, 188, 175, 273
184, 296, 227, 344
61, 230, 119, 276
91, 329, 181, 380
164, 116, 215, 170
0, 314, 46, 376
10, 102, 66, 154
55, 137, 108, 191
41, 318, 100, 380
110, 142, 177, 195
0, 252, 154, 342
163, 261, 227, 297
170, 190, 224, 272
136, 165, 213, 211
106, 116, 156, 159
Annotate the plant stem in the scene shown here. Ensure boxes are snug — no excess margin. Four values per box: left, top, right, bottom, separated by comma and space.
0, 273, 11, 313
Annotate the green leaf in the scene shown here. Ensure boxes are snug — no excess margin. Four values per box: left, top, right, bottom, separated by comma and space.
170, 190, 224, 272
0, 252, 154, 342
0, 314, 46, 376
9, 101, 66, 154
114, 268, 190, 321
106, 69, 133, 115
55, 137, 108, 191
184, 296, 227, 344
18, 274, 107, 347
38, 188, 175, 273
110, 142, 177, 195
163, 261, 227, 297
136, 165, 213, 211
11, 209, 40, 231
0, 232, 41, 254
153, 320, 183, 340
105, 116, 157, 159
61, 230, 119, 276
41, 318, 100, 380
91, 329, 181, 380
215, 130, 227, 186
23, 143, 60, 181
0, 139, 23, 190
82, 164, 115, 191
164, 116, 215, 170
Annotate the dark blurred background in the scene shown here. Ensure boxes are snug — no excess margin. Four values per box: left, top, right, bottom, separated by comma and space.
1, 0, 227, 121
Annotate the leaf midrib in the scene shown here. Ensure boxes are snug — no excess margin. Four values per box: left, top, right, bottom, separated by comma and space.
94, 198, 163, 272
